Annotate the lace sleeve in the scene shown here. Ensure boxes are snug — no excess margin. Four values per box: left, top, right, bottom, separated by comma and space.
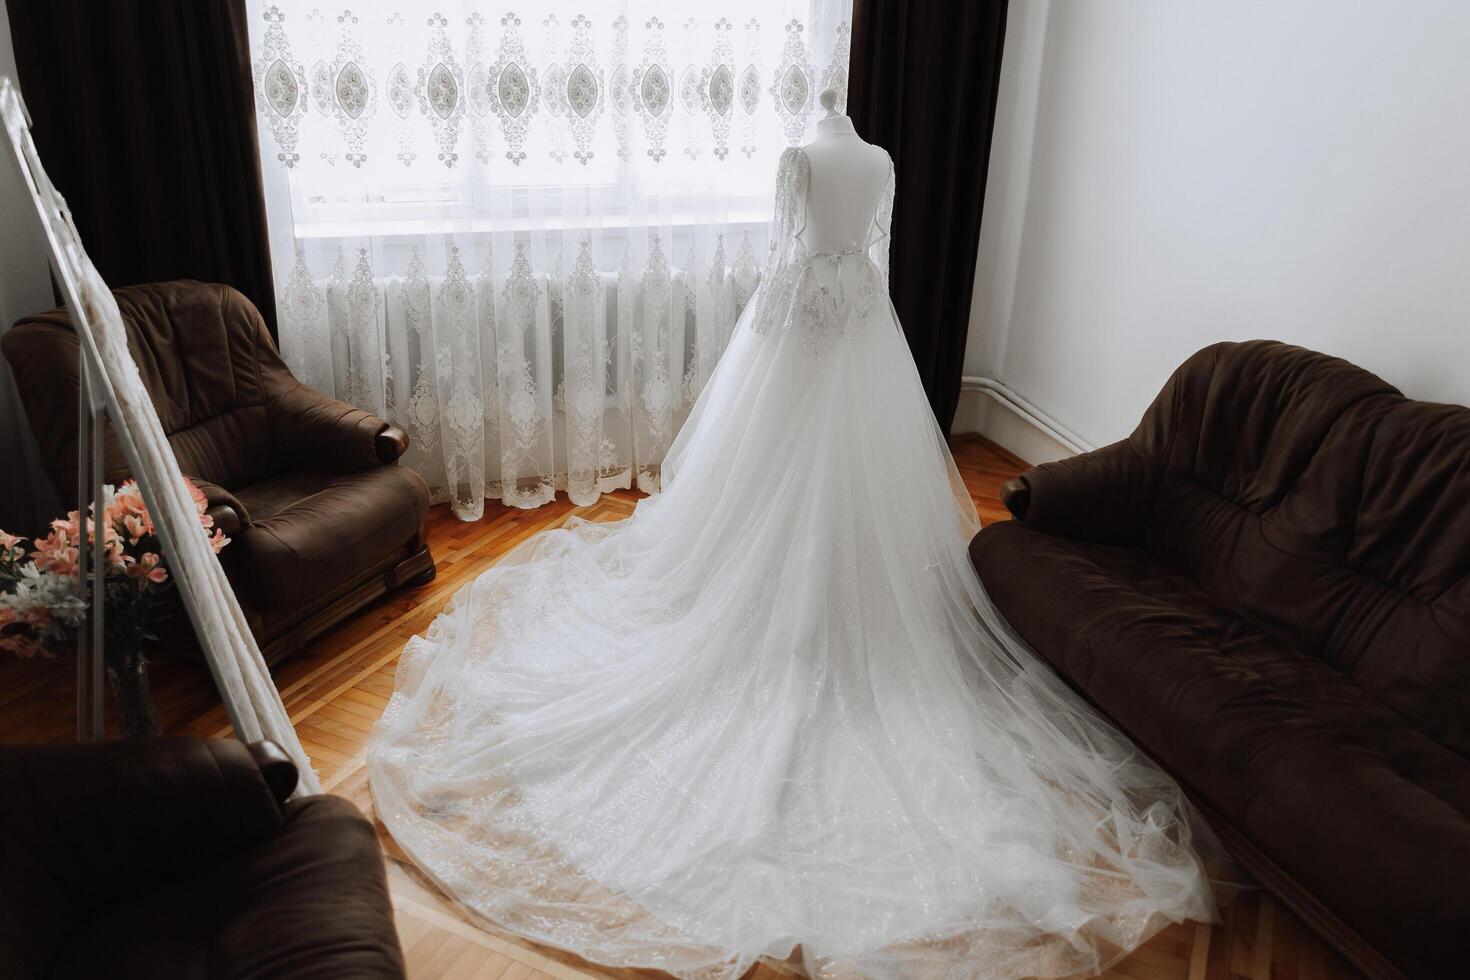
767, 146, 807, 268
873, 153, 895, 288
752, 146, 809, 336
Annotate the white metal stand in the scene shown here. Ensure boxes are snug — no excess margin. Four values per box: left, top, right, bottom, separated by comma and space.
74, 353, 107, 740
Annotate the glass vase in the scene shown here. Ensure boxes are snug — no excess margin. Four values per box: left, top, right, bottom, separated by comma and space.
107, 660, 161, 738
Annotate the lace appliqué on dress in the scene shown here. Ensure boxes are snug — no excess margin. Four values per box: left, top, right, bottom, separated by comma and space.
749, 145, 895, 357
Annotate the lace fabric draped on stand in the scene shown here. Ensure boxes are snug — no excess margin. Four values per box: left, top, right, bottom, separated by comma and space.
369, 146, 1216, 978
752, 146, 891, 355
0, 79, 320, 794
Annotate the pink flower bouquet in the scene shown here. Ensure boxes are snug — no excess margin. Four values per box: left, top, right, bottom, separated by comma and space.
0, 478, 228, 666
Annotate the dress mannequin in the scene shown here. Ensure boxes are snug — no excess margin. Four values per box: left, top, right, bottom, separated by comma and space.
799, 89, 891, 255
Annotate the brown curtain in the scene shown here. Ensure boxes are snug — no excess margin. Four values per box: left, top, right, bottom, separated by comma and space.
6, 0, 278, 336
848, 0, 1008, 433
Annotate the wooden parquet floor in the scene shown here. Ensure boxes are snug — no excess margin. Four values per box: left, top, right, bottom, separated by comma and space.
0, 437, 1360, 980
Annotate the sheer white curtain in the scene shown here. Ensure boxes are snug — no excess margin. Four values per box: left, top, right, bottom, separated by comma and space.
246, 0, 852, 519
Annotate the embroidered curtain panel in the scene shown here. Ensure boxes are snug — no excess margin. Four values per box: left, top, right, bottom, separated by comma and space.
246, 0, 853, 519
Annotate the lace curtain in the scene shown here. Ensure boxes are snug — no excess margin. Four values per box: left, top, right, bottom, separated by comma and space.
246, 0, 853, 519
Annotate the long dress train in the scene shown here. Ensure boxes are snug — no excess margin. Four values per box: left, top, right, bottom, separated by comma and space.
369, 147, 1215, 980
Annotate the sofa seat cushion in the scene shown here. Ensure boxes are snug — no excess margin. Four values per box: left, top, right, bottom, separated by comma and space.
232, 467, 430, 611
47, 796, 404, 980
971, 520, 1470, 976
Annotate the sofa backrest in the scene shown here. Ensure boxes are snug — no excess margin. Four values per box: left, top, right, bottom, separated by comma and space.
3, 281, 297, 501
1134, 341, 1470, 756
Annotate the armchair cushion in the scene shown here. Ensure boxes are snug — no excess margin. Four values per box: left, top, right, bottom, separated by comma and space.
232, 466, 430, 611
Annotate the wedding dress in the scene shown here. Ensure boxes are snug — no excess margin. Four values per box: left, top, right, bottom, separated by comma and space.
369, 140, 1216, 980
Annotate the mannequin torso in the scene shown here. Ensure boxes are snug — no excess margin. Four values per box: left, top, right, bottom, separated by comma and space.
749, 90, 896, 341
798, 114, 891, 256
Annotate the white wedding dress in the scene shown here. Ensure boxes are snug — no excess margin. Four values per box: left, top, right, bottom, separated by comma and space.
370, 144, 1215, 980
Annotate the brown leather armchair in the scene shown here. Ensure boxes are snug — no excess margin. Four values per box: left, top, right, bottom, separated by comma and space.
970, 341, 1470, 980
2, 280, 435, 663
0, 736, 406, 979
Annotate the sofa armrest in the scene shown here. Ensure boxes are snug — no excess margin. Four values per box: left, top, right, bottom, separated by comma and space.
1008, 440, 1158, 544
269, 384, 408, 472
1000, 478, 1030, 519
188, 476, 250, 536
0, 737, 287, 913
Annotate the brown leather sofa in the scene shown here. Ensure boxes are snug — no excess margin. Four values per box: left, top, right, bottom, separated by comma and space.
2, 280, 434, 663
0, 736, 406, 979
970, 340, 1470, 980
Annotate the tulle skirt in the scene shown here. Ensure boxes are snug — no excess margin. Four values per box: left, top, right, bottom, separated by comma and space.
369, 298, 1216, 979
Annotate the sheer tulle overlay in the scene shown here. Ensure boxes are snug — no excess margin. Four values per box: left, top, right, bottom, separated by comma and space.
370, 150, 1215, 980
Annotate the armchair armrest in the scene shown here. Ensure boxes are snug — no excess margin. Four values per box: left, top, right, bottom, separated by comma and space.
1007, 439, 1158, 544
375, 424, 410, 464
248, 739, 301, 801
269, 384, 408, 472
0, 737, 287, 912
189, 476, 250, 536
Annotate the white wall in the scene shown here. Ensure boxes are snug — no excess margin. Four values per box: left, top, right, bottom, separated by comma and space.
0, 0, 62, 532
961, 0, 1470, 461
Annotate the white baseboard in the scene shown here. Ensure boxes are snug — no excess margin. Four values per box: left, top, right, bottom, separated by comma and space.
952, 377, 1089, 465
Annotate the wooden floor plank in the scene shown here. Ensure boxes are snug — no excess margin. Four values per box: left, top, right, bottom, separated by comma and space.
0, 439, 1361, 979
